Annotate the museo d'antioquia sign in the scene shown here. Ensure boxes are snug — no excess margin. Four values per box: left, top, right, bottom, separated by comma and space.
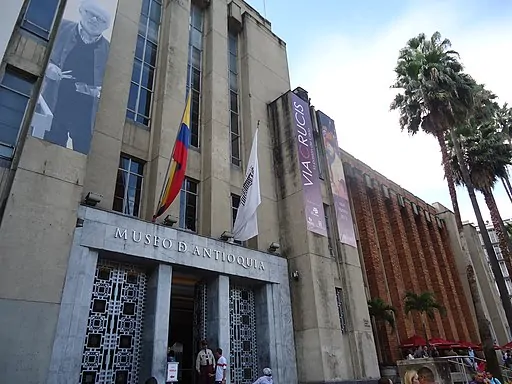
113, 227, 265, 271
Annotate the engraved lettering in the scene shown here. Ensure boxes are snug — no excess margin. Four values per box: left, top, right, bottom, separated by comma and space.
115, 228, 127, 240
178, 241, 187, 252
162, 238, 172, 249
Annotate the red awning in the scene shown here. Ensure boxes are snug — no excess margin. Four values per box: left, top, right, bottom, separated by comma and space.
400, 335, 427, 348
501, 341, 512, 350
429, 337, 456, 347
456, 341, 479, 349
476, 343, 501, 351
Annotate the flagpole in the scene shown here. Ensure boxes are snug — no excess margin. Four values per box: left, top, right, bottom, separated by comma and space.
153, 45, 193, 222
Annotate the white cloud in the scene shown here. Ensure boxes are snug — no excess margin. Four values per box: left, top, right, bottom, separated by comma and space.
290, 0, 512, 223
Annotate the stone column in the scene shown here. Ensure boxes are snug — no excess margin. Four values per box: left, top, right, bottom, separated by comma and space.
46, 237, 99, 384
139, 264, 172, 383
206, 275, 230, 382
254, 284, 278, 381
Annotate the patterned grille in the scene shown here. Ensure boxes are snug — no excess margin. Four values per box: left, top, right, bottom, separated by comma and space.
194, 282, 208, 342
335, 287, 347, 333
229, 286, 258, 384
79, 261, 147, 384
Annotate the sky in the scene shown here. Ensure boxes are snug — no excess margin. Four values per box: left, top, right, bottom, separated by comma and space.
248, 0, 512, 224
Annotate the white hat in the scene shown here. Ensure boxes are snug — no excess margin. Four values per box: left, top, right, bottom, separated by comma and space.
263, 368, 272, 376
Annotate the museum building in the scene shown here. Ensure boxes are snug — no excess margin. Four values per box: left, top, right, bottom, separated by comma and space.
0, 1, 379, 384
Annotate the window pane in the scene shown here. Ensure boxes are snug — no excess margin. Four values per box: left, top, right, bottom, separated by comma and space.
113, 197, 124, 213
3, 72, 33, 96
191, 131, 199, 148
0, 117, 24, 145
191, 47, 201, 68
144, 41, 158, 66
229, 53, 237, 73
149, 1, 161, 22
138, 15, 148, 36
141, 64, 155, 90
131, 59, 142, 83
192, 69, 201, 92
120, 157, 130, 170
147, 20, 159, 43
127, 83, 138, 111
229, 72, 238, 92
190, 28, 202, 50
135, 35, 145, 59
188, 180, 198, 194
230, 91, 238, 113
138, 88, 151, 117
231, 134, 240, 162
22, 0, 59, 39
230, 113, 239, 135
130, 160, 143, 175
232, 195, 240, 207
126, 110, 135, 120
141, 0, 150, 16
136, 114, 150, 126
229, 34, 237, 54
191, 7, 202, 30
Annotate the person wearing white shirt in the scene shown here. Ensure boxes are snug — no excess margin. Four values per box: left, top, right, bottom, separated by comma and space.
213, 348, 227, 384
253, 368, 273, 384
196, 340, 215, 384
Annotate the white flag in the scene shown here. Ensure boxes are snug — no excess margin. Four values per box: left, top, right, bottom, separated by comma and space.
233, 129, 261, 241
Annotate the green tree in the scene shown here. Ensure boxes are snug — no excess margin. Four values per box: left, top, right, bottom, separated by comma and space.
390, 31, 504, 379
496, 103, 512, 203
368, 298, 397, 364
449, 92, 512, 281
404, 292, 445, 344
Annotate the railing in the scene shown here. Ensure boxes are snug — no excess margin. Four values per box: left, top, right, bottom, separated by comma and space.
437, 356, 512, 383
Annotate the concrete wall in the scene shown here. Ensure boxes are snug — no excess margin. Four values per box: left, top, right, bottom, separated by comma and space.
463, 222, 510, 343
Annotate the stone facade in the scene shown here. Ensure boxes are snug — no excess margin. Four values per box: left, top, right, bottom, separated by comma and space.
341, 150, 479, 363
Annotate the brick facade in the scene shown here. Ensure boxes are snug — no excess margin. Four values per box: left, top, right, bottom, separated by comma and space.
341, 150, 478, 363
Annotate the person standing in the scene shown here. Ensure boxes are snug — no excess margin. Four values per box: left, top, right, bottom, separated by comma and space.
252, 368, 273, 384
213, 348, 227, 384
196, 340, 215, 384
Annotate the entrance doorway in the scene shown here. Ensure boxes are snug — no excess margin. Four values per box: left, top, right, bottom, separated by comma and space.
168, 271, 207, 384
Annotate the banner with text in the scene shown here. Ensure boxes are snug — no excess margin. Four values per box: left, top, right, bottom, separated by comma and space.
290, 93, 327, 237
29, 0, 119, 155
317, 111, 357, 247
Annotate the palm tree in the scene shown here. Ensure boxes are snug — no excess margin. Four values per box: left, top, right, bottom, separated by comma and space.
496, 103, 512, 204
449, 102, 512, 281
391, 31, 503, 379
404, 292, 445, 345
368, 298, 397, 363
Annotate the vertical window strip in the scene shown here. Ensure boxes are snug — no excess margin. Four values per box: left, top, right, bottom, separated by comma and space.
324, 204, 334, 257
179, 178, 198, 232
335, 288, 347, 333
126, 0, 162, 126
231, 194, 242, 245
187, 4, 204, 148
228, 31, 240, 166
113, 155, 144, 217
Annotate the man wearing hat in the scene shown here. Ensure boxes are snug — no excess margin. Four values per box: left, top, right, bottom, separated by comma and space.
252, 367, 273, 384
196, 339, 215, 384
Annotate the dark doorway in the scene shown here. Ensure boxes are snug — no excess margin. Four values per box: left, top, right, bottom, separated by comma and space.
168, 271, 206, 384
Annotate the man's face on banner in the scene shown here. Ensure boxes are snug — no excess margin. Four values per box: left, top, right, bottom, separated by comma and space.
79, 2, 110, 36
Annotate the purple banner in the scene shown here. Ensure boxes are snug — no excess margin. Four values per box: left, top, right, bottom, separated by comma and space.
317, 111, 357, 247
290, 93, 327, 237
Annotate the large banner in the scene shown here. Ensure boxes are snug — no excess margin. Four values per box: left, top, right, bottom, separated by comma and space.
290, 93, 327, 237
30, 0, 119, 155
317, 111, 357, 247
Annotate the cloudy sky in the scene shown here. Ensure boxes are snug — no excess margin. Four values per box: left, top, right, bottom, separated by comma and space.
249, 0, 512, 223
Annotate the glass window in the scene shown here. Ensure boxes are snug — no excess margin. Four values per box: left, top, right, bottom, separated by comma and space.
179, 178, 198, 232
228, 31, 240, 166
127, 0, 162, 126
113, 155, 144, 217
21, 0, 60, 40
0, 69, 34, 160
335, 288, 347, 333
489, 230, 498, 243
231, 194, 243, 245
500, 261, 509, 278
187, 4, 204, 148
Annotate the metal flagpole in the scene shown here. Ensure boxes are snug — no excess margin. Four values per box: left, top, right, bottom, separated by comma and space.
263, 0, 266, 18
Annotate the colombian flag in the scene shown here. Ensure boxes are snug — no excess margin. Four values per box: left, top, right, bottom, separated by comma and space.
153, 93, 191, 221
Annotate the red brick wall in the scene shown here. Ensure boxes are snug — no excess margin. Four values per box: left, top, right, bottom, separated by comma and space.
342, 152, 478, 363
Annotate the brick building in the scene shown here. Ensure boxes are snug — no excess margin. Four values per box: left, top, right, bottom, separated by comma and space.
341, 150, 479, 363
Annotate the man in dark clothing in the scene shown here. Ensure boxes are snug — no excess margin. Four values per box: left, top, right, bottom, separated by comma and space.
42, 0, 111, 154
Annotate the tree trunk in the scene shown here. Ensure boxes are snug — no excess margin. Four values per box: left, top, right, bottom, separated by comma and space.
483, 188, 512, 284
421, 313, 429, 348
448, 128, 504, 382
372, 317, 383, 364
501, 176, 512, 205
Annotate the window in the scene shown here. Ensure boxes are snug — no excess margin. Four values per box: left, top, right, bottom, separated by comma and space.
231, 194, 242, 245
21, 0, 60, 40
500, 261, 509, 278
314, 133, 325, 179
0, 69, 34, 160
489, 230, 498, 243
187, 4, 204, 148
228, 32, 240, 165
324, 204, 334, 257
335, 288, 347, 333
179, 178, 198, 232
506, 279, 512, 295
494, 245, 503, 260
127, 0, 162, 126
113, 155, 144, 217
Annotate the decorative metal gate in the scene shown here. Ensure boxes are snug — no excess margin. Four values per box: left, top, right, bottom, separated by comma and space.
229, 286, 258, 384
192, 282, 208, 384
79, 261, 147, 384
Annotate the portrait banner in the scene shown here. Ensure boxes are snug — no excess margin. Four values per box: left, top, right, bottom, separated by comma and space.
317, 111, 357, 247
29, 0, 119, 155
290, 92, 327, 237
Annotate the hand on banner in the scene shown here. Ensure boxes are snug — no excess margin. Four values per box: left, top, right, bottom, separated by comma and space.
46, 63, 74, 81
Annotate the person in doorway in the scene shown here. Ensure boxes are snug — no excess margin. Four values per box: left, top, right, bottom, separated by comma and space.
196, 339, 215, 384
212, 348, 227, 384
167, 348, 176, 362
252, 367, 273, 384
